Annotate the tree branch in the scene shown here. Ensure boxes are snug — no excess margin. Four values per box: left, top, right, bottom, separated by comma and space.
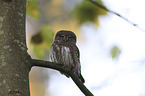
31, 59, 94, 96
89, 0, 145, 32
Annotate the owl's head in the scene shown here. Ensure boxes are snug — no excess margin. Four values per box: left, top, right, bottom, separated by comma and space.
54, 30, 77, 44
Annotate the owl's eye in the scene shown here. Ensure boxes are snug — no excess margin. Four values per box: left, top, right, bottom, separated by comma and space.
67, 37, 71, 40
60, 35, 65, 40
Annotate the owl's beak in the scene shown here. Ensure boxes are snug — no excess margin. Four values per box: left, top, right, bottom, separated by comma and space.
63, 36, 67, 42
64, 37, 67, 42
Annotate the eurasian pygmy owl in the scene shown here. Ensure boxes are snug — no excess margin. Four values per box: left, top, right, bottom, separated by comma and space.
48, 30, 85, 83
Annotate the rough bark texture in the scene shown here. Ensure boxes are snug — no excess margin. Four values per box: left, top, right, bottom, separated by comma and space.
0, 0, 94, 96
0, 0, 32, 96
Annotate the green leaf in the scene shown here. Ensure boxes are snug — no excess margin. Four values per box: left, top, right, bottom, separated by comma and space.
33, 44, 46, 59
40, 26, 55, 50
26, 0, 40, 19
31, 25, 55, 58
72, 0, 107, 25
110, 45, 121, 60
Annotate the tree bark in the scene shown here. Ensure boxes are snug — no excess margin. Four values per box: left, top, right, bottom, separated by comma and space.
0, 0, 32, 96
0, 0, 94, 96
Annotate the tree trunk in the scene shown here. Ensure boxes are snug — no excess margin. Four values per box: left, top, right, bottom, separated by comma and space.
0, 0, 32, 96
0, 1, 94, 96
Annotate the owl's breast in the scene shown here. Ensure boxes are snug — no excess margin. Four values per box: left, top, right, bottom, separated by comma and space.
60, 46, 74, 67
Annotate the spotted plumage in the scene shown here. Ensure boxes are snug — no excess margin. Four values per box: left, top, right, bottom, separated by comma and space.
48, 30, 85, 83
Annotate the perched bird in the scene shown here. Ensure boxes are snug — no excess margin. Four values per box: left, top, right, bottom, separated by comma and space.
48, 30, 85, 83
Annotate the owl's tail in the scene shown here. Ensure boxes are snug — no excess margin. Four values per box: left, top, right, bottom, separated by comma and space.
79, 74, 85, 83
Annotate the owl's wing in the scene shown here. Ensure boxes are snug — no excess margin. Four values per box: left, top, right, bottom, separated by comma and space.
48, 42, 61, 63
70, 44, 85, 83
69, 44, 80, 70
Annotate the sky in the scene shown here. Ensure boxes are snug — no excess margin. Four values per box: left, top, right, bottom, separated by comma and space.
46, 0, 145, 96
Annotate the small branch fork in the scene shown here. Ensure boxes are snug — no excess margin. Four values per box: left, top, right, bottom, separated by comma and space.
89, 0, 145, 32
31, 59, 94, 96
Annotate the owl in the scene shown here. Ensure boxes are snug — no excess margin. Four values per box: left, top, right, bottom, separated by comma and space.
48, 30, 85, 83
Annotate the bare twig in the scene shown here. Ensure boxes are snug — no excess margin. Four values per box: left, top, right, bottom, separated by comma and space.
31, 59, 94, 96
89, 0, 145, 32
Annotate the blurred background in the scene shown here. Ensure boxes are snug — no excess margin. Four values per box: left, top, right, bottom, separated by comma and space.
26, 0, 145, 96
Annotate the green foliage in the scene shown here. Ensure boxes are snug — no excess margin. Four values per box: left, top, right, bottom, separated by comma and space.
110, 45, 121, 60
31, 25, 55, 59
40, 26, 55, 49
72, 0, 107, 25
27, 0, 40, 19
33, 44, 46, 59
